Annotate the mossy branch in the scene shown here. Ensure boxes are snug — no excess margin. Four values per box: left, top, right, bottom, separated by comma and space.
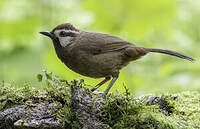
0, 71, 200, 129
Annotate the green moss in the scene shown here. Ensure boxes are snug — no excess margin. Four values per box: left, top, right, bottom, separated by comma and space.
0, 71, 200, 129
167, 91, 200, 128
97, 91, 178, 129
0, 81, 39, 110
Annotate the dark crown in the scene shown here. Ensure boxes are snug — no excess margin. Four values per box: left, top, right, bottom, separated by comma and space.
52, 23, 79, 33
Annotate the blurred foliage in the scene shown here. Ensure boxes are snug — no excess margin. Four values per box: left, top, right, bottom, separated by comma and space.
0, 0, 199, 95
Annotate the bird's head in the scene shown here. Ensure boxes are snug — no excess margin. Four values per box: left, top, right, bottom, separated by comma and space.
40, 23, 80, 47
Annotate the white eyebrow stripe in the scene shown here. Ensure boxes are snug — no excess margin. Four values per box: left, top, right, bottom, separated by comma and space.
64, 30, 79, 34
54, 29, 79, 36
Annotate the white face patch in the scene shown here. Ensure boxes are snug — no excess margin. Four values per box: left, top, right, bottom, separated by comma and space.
54, 29, 79, 47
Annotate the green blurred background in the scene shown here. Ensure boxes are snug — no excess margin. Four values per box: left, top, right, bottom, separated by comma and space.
0, 0, 199, 95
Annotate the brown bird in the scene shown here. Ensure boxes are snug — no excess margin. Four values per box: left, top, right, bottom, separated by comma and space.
40, 23, 195, 95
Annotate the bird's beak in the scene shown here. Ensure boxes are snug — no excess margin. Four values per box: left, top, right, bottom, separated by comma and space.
40, 31, 57, 41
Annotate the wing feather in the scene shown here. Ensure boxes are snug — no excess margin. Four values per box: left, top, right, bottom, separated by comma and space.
77, 32, 135, 54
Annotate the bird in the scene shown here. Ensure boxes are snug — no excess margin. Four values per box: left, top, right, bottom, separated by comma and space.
40, 23, 195, 96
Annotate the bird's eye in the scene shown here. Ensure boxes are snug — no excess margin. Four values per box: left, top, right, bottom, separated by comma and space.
59, 31, 75, 37
59, 31, 67, 37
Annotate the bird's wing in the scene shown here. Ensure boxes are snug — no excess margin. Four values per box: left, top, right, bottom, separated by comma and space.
77, 32, 135, 54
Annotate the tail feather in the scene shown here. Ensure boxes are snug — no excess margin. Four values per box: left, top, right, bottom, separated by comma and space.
146, 48, 195, 62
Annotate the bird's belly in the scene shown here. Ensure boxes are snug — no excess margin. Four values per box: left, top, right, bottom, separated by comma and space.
65, 52, 123, 78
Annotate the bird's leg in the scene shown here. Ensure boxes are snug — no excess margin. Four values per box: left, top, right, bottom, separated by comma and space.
104, 74, 119, 96
90, 77, 111, 92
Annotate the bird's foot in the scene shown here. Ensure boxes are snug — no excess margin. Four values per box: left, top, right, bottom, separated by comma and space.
90, 86, 98, 92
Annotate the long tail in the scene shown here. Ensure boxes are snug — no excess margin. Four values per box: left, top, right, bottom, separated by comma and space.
146, 48, 195, 62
